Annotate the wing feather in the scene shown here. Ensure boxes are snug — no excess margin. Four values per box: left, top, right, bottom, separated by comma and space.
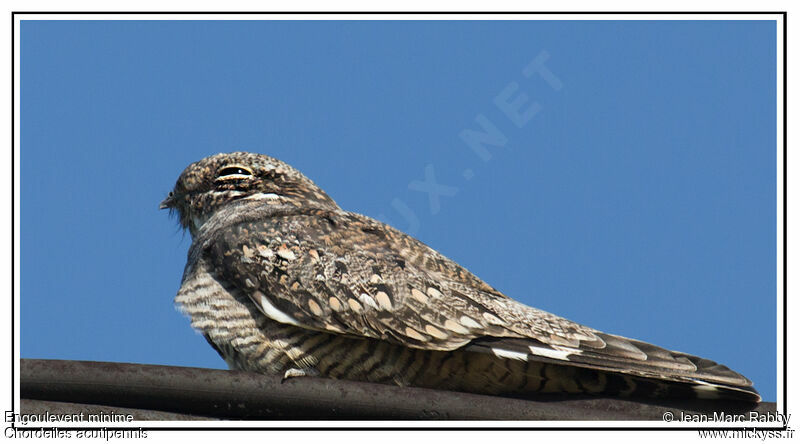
204, 207, 757, 399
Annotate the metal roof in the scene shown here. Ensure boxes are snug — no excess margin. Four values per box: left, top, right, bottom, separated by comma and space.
20, 359, 775, 421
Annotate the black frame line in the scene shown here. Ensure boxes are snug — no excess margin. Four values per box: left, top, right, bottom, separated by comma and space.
6, 11, 791, 14
9, 10, 788, 432
9, 425, 792, 432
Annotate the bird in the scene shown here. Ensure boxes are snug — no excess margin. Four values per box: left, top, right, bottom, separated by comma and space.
160, 151, 760, 402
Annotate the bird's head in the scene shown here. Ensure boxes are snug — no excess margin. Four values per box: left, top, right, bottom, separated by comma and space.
160, 152, 338, 236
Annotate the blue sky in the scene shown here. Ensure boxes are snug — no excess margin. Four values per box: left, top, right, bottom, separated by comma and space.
20, 19, 778, 401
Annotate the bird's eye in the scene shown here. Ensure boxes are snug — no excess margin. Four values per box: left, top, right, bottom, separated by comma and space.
217, 165, 254, 178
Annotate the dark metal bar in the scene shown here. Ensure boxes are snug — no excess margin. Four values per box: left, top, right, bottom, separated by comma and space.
20, 359, 775, 421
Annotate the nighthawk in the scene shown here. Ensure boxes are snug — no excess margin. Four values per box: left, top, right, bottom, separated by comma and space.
161, 152, 759, 402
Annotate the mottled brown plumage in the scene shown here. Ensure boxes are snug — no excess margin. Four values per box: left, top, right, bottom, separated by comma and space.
161, 152, 760, 402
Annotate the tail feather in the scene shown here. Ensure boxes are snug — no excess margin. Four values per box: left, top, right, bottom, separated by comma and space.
466, 335, 760, 402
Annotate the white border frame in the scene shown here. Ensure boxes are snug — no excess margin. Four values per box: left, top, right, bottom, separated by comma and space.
5, 10, 788, 434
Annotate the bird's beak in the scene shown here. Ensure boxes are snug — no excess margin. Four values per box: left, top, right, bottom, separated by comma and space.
159, 195, 174, 210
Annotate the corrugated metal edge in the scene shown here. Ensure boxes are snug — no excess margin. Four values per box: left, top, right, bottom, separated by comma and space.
20, 359, 775, 421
